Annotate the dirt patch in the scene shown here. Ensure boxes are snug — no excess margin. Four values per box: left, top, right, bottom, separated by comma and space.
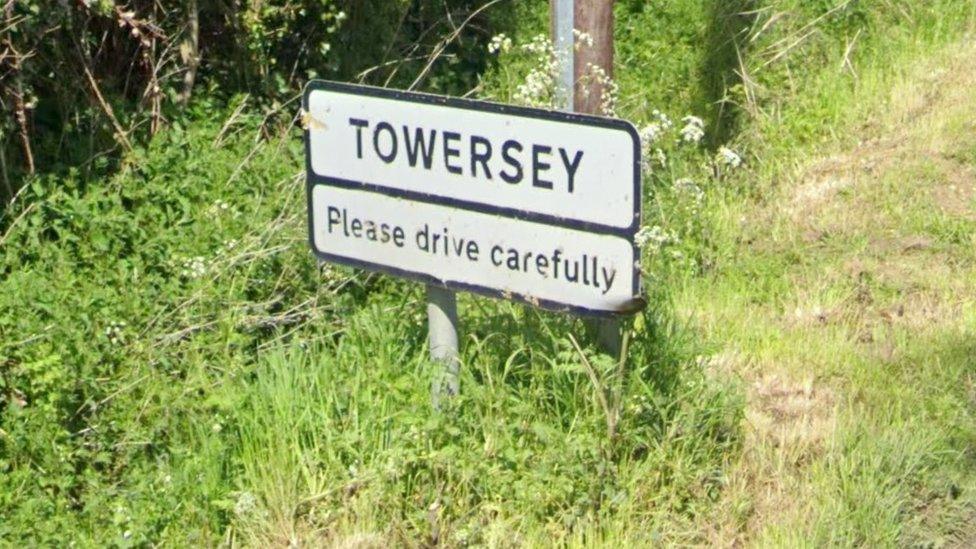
747, 374, 835, 456
698, 347, 837, 543
723, 371, 837, 542
928, 156, 976, 218
788, 175, 853, 215
787, 137, 905, 219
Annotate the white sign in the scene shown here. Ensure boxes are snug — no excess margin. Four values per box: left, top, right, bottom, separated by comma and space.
304, 81, 643, 315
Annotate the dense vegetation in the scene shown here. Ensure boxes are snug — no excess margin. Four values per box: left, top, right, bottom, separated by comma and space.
1, 0, 508, 198
2, 0, 975, 545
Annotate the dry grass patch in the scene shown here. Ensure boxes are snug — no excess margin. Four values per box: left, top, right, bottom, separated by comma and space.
746, 373, 836, 457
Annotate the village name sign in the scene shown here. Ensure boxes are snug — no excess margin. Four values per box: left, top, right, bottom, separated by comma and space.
304, 80, 643, 316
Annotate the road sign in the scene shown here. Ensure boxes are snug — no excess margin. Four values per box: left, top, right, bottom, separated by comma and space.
304, 80, 643, 316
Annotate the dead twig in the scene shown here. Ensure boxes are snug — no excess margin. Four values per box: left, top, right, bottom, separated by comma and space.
213, 94, 252, 147
81, 63, 134, 154
10, 80, 34, 174
568, 334, 615, 440
759, 0, 853, 69
1, 26, 35, 174
0, 201, 37, 248
840, 28, 862, 78
356, 55, 443, 83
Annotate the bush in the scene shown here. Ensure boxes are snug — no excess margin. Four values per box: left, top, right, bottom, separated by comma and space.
0, 0, 510, 199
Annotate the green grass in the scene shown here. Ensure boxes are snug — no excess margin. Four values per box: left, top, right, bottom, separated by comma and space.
3, 1, 976, 546
673, 29, 976, 544
0, 105, 739, 545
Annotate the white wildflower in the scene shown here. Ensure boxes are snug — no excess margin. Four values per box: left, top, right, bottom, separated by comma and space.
520, 34, 552, 56
652, 109, 673, 129
512, 35, 562, 108
180, 256, 208, 279
640, 110, 674, 150
679, 115, 705, 144
640, 124, 663, 145
104, 320, 127, 346
673, 177, 705, 203
634, 225, 677, 251
581, 63, 619, 116
654, 148, 667, 167
487, 33, 512, 54
573, 29, 594, 50
514, 68, 554, 107
717, 146, 742, 168
234, 491, 258, 517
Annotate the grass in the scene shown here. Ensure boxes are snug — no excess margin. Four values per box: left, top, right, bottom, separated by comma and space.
677, 36, 976, 545
2, 0, 976, 546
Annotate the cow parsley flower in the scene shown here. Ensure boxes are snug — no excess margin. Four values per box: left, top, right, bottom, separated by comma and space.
679, 115, 705, 144
487, 33, 512, 54
581, 63, 619, 116
521, 34, 553, 56
641, 111, 673, 145
180, 256, 208, 279
673, 178, 704, 203
573, 29, 594, 50
635, 225, 677, 251
654, 148, 667, 167
511, 36, 560, 108
652, 110, 673, 129
640, 124, 663, 145
104, 320, 127, 346
717, 146, 742, 168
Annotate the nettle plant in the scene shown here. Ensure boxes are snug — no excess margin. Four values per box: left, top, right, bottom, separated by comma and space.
486, 33, 744, 280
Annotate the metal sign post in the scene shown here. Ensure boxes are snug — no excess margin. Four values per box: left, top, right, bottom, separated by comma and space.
553, 0, 622, 356
428, 285, 460, 408
552, 0, 575, 111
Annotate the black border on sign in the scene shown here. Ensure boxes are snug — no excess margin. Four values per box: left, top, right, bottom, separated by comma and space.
302, 80, 645, 317
302, 79, 642, 236
307, 184, 642, 318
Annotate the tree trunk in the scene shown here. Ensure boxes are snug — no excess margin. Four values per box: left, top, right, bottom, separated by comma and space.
179, 0, 200, 107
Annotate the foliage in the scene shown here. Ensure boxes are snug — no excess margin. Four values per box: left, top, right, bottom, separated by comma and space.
0, 108, 740, 544
0, 0, 511, 198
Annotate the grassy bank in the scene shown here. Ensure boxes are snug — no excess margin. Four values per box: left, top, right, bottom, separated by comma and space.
680, 41, 976, 545
2, 1, 975, 545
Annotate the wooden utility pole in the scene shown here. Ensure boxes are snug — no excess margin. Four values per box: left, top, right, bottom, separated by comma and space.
552, 0, 620, 356
573, 0, 615, 115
